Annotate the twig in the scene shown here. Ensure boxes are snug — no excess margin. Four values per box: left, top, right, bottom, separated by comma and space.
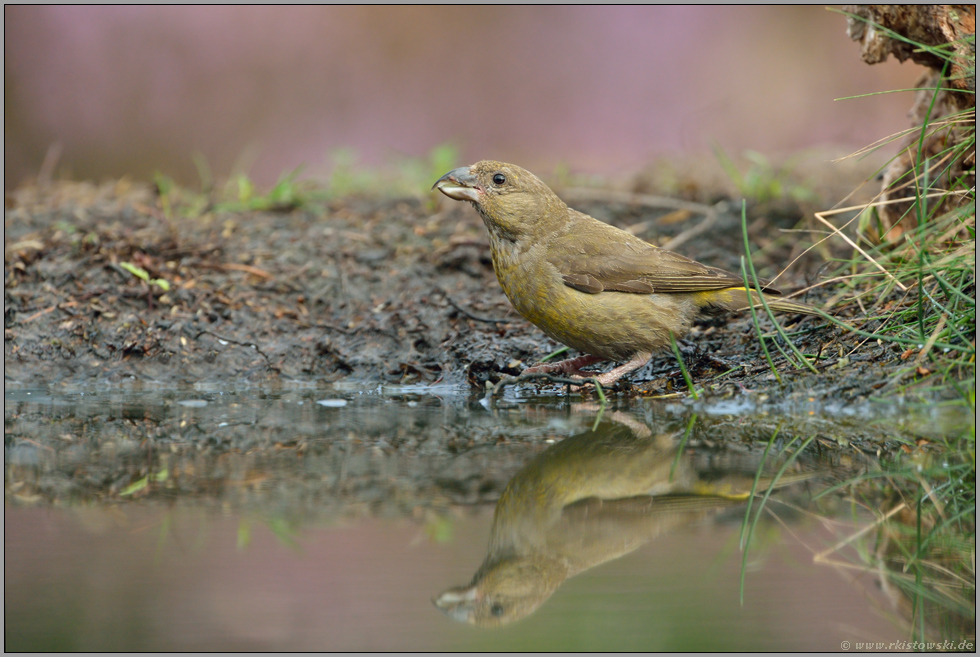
194, 262, 274, 279
311, 320, 400, 341
17, 437, 55, 453
20, 305, 57, 323
313, 322, 351, 335
660, 212, 718, 252
195, 329, 273, 365
560, 187, 715, 215
438, 288, 513, 324
813, 502, 908, 564
219, 263, 274, 279
559, 187, 719, 251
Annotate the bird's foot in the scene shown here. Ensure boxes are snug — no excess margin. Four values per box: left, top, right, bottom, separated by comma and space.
523, 355, 606, 379
522, 352, 653, 390
705, 353, 735, 371
587, 352, 653, 387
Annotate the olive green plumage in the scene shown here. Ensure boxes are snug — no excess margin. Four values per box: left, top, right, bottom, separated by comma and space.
433, 160, 819, 385
433, 417, 817, 626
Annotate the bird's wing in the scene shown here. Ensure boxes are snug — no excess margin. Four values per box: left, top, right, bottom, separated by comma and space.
549, 213, 780, 295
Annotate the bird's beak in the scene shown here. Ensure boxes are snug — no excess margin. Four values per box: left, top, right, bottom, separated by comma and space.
433, 586, 478, 624
432, 166, 481, 202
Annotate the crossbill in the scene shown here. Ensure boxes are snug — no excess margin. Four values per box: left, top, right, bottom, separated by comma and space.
433, 415, 813, 627
433, 161, 819, 386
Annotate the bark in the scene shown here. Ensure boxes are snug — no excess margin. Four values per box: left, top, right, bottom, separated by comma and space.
844, 5, 975, 237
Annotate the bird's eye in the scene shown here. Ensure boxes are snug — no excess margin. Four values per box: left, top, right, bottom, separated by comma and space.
490, 603, 505, 617
492, 173, 506, 186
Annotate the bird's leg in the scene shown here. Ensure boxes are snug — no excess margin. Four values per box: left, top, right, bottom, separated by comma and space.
592, 351, 653, 387
523, 354, 606, 378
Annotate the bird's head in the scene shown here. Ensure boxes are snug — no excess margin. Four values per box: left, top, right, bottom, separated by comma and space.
433, 556, 565, 627
432, 160, 567, 240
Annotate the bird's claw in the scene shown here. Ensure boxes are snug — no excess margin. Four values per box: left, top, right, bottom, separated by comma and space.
522, 354, 606, 381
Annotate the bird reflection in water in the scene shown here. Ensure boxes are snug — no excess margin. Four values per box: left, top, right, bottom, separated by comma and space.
434, 412, 813, 627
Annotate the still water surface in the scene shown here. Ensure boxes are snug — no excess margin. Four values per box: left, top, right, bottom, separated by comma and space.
6, 385, 958, 650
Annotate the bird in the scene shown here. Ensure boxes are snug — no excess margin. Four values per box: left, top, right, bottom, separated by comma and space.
433, 414, 818, 626
433, 160, 820, 387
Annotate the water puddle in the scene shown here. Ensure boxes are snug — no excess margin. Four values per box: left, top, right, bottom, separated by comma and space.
5, 386, 973, 650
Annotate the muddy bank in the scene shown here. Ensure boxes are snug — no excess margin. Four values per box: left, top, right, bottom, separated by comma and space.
2, 179, 929, 399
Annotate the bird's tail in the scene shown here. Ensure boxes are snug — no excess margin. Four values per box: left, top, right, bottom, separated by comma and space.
691, 469, 821, 500
695, 287, 820, 316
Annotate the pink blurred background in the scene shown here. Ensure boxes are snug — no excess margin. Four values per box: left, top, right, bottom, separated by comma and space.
6, 507, 904, 650
5, 6, 919, 188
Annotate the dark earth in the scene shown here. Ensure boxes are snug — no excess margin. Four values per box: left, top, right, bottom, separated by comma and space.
5, 178, 923, 399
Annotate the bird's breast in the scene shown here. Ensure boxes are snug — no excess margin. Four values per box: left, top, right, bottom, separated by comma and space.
486, 236, 700, 360
489, 241, 562, 325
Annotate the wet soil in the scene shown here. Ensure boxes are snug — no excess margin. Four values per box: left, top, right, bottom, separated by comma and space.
5, 178, 928, 401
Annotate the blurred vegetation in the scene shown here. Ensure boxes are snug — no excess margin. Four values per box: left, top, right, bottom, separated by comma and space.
713, 145, 819, 205
150, 143, 461, 218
